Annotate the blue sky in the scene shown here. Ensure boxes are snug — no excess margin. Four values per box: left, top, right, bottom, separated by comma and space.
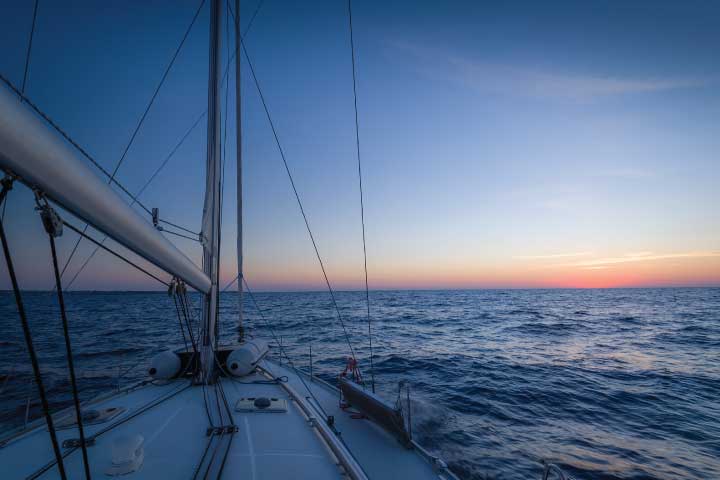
0, 0, 718, 291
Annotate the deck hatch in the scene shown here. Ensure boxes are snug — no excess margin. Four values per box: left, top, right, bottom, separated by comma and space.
235, 397, 288, 413
56, 406, 126, 429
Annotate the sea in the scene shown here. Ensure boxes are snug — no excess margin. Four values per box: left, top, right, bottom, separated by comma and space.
1, 288, 718, 479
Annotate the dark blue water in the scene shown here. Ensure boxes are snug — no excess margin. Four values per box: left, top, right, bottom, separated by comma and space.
1, 288, 719, 479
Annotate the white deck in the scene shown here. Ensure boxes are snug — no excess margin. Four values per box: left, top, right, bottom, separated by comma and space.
0, 360, 456, 479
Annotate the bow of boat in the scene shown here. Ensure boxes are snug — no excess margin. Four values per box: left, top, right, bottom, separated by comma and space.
0, 359, 457, 480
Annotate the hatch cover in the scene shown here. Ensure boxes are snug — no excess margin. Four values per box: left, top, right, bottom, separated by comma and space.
56, 406, 126, 429
235, 397, 287, 413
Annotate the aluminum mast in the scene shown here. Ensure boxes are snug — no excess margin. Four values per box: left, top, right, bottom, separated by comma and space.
234, 0, 244, 341
200, 0, 223, 380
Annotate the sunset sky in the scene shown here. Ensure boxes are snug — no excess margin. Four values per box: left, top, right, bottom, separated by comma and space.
0, 0, 718, 291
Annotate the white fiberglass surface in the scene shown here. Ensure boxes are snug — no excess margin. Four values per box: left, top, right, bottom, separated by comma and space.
0, 362, 448, 480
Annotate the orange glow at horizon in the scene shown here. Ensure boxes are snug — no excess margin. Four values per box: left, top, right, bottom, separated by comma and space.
218, 252, 720, 291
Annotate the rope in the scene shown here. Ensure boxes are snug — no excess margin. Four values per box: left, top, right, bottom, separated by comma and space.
221, 273, 239, 292
0, 181, 67, 480
242, 277, 331, 420
241, 39, 360, 368
39, 199, 92, 479
172, 294, 191, 352
62, 220, 169, 287
1, 194, 6, 223
63, 237, 104, 289
0, 73, 151, 217
206, 353, 237, 480
58, 0, 206, 282
1, 0, 40, 224
346, 0, 375, 392
158, 218, 200, 236
57, 0, 264, 290
172, 283, 199, 356
161, 228, 201, 242
179, 290, 201, 343
114, 0, 207, 180
21, 0, 40, 96
135, 111, 207, 202
61, 111, 206, 290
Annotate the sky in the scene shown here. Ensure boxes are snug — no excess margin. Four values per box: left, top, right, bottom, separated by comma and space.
0, 0, 718, 291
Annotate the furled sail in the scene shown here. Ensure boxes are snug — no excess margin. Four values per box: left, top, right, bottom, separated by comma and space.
0, 84, 211, 293
200, 0, 223, 368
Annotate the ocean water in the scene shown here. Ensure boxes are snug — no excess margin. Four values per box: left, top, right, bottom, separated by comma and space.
1, 288, 718, 479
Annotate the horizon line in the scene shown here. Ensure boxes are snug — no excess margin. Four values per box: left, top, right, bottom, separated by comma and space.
3, 284, 719, 294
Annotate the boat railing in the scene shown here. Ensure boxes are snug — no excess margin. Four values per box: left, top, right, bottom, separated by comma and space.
0, 359, 147, 433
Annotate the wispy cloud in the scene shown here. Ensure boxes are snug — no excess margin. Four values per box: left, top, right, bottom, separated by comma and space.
514, 252, 593, 260
593, 168, 655, 180
391, 41, 711, 101
567, 251, 720, 268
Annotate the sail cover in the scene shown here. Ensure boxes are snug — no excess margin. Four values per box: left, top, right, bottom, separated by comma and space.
0, 84, 211, 293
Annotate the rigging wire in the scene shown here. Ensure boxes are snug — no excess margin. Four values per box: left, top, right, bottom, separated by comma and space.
221, 273, 240, 292
202, 395, 224, 480
242, 276, 331, 420
172, 294, 191, 352
200, 353, 236, 480
38, 197, 92, 480
214, 388, 235, 478
54, 0, 265, 291
112, 0, 207, 181
58, 0, 207, 282
62, 220, 170, 287
60, 110, 207, 291
0, 73, 149, 219
134, 111, 207, 204
346, 0, 375, 392
161, 228, 201, 242
177, 290, 200, 354
213, 0, 233, 343
1, 0, 39, 223
202, 0, 224, 359
0, 180, 67, 480
21, 0, 40, 96
233, 0, 245, 344
158, 218, 200, 236
240, 39, 361, 368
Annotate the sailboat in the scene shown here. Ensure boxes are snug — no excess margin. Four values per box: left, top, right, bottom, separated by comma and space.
0, 1, 469, 479
0, 2, 576, 479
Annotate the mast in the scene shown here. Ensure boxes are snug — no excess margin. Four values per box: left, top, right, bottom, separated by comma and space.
201, 0, 222, 380
234, 0, 244, 341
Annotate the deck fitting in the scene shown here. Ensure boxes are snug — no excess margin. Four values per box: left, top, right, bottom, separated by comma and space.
62, 437, 96, 449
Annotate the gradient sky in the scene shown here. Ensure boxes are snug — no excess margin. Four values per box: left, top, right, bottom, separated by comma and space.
0, 0, 718, 291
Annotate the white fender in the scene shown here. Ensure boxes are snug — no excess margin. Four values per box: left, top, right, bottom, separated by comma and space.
226, 339, 269, 377
148, 350, 181, 380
